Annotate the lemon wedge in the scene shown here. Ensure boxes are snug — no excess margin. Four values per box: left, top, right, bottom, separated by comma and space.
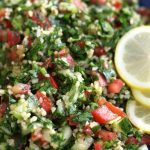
126, 100, 150, 134
115, 26, 150, 90
132, 89, 150, 108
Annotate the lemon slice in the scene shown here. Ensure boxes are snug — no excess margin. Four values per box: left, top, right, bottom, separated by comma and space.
126, 100, 150, 134
115, 26, 150, 90
132, 89, 150, 108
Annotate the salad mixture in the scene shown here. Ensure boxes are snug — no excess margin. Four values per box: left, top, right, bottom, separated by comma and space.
0, 0, 150, 149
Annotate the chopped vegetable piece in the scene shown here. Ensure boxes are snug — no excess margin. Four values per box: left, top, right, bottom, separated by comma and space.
96, 130, 117, 141
91, 105, 117, 124
108, 79, 124, 93
94, 143, 102, 150
35, 91, 52, 113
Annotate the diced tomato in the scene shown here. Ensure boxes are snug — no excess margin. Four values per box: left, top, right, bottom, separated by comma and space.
11, 83, 31, 95
38, 73, 45, 81
126, 135, 150, 145
67, 115, 79, 126
114, 79, 124, 87
0, 103, 7, 117
49, 76, 58, 89
66, 54, 75, 67
38, 73, 58, 89
31, 130, 48, 147
0, 30, 21, 46
97, 98, 126, 117
0, 30, 7, 42
105, 102, 126, 117
4, 20, 12, 28
94, 46, 106, 57
7, 50, 18, 61
141, 135, 150, 145
84, 90, 91, 97
97, 98, 106, 106
31, 131, 43, 141
27, 11, 52, 29
27, 36, 32, 47
91, 0, 106, 5
0, 19, 12, 28
72, 0, 86, 10
35, 91, 52, 113
108, 79, 124, 94
113, 1, 122, 11
43, 58, 54, 69
76, 40, 86, 48
0, 9, 5, 18
96, 130, 117, 141
94, 143, 102, 150
54, 49, 68, 57
91, 105, 117, 124
126, 137, 138, 145
83, 124, 93, 135
91, 71, 107, 87
7, 30, 13, 46
7, 30, 21, 46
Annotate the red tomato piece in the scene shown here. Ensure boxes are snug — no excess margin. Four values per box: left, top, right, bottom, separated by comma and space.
126, 137, 138, 145
98, 98, 106, 106
35, 91, 52, 113
91, 105, 117, 124
0, 30, 7, 42
76, 40, 86, 48
7, 50, 18, 61
38, 73, 45, 81
43, 58, 54, 69
83, 125, 93, 135
141, 135, 150, 145
126, 135, 150, 145
0, 30, 21, 46
96, 130, 117, 141
54, 49, 68, 57
0, 19, 12, 28
11, 83, 31, 95
94, 143, 102, 150
91, 71, 107, 87
105, 102, 126, 117
67, 115, 79, 126
108, 79, 124, 94
31, 130, 48, 147
27, 11, 52, 29
49, 76, 59, 89
58, 49, 68, 57
84, 90, 91, 97
113, 79, 124, 87
0, 9, 5, 18
66, 54, 75, 67
0, 103, 7, 117
27, 36, 32, 47
7, 30, 13, 46
94, 46, 106, 57
113, 1, 122, 10
31, 131, 43, 142
91, 0, 106, 5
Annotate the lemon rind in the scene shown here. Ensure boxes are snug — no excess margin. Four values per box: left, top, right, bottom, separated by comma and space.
115, 26, 150, 90
126, 100, 150, 134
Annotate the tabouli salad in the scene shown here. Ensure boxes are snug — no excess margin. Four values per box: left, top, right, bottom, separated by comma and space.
0, 0, 150, 150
